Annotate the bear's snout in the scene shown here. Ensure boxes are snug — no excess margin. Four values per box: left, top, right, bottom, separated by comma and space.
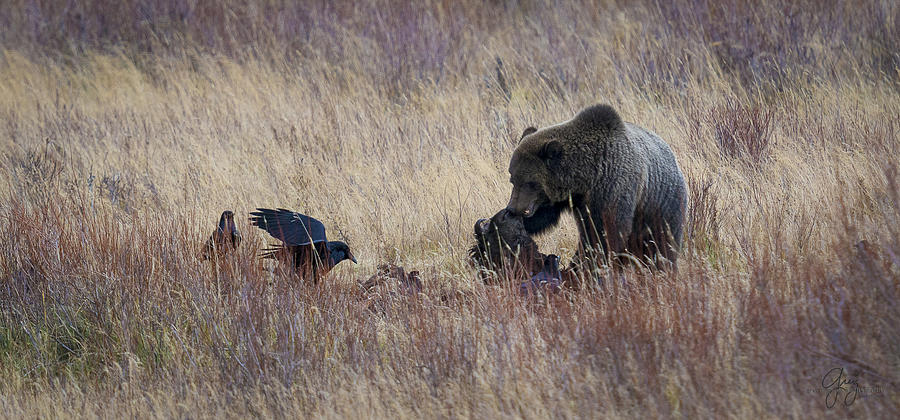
506, 202, 537, 218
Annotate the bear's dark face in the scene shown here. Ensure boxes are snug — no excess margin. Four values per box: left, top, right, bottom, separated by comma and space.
507, 127, 567, 218
507, 106, 626, 236
506, 179, 547, 218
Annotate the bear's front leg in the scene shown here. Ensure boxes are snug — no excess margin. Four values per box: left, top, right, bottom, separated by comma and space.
570, 204, 607, 270
573, 197, 636, 270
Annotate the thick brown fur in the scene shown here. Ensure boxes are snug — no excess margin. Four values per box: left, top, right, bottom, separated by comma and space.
507, 104, 687, 269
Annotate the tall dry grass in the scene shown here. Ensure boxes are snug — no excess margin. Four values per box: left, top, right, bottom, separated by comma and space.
1, 0, 899, 418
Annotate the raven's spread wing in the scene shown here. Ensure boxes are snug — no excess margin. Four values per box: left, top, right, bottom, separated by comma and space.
249, 208, 328, 246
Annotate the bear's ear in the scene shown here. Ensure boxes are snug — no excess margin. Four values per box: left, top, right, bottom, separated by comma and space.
538, 140, 563, 163
519, 127, 537, 142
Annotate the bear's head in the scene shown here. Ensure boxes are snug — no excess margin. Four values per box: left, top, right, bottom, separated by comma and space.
506, 104, 624, 218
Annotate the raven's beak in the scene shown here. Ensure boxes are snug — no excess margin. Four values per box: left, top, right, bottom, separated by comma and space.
349, 253, 358, 264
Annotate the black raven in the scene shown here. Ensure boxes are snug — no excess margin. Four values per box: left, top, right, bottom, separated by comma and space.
202, 210, 241, 259
249, 208, 357, 282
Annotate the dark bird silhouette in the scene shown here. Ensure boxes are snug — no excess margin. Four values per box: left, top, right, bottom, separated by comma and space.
202, 210, 241, 259
249, 208, 357, 282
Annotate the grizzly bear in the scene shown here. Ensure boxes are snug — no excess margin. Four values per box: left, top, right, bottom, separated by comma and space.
506, 104, 687, 269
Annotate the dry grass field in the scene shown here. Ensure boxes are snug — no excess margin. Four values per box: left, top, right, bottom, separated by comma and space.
1, 0, 899, 418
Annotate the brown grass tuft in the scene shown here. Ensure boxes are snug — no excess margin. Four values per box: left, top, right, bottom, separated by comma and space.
1, 0, 899, 418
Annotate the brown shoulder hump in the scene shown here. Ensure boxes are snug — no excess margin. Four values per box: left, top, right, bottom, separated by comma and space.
574, 104, 625, 133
